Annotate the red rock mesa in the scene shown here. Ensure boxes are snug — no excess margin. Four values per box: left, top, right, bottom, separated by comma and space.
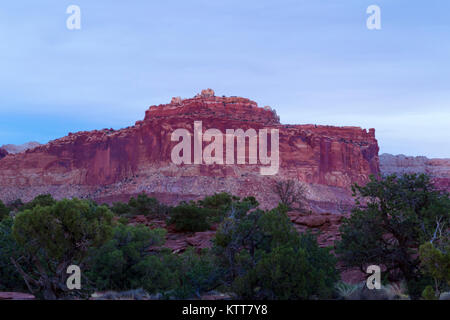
0, 89, 379, 212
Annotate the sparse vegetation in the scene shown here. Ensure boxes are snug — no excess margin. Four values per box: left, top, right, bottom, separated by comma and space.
1, 180, 448, 300
273, 179, 308, 211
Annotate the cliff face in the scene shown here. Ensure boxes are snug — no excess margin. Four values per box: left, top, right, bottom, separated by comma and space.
0, 90, 380, 212
380, 153, 450, 192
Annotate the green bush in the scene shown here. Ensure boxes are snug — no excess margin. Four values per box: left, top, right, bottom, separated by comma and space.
213, 204, 339, 299
168, 203, 210, 232
110, 202, 131, 216
87, 224, 167, 292
87, 224, 221, 299
419, 242, 450, 296
12, 198, 114, 299
22, 194, 56, 210
422, 285, 438, 300
128, 193, 170, 216
167, 248, 222, 299
197, 193, 235, 222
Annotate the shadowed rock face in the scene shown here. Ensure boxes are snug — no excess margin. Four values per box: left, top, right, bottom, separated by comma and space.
0, 148, 8, 160
380, 153, 450, 192
0, 91, 379, 212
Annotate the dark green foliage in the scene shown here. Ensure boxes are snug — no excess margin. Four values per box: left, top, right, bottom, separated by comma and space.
12, 198, 114, 299
167, 193, 257, 232
419, 242, 450, 297
422, 285, 438, 300
213, 204, 339, 299
87, 224, 220, 298
234, 242, 337, 300
336, 173, 450, 298
0, 200, 9, 221
168, 248, 222, 299
128, 193, 170, 216
22, 194, 56, 210
199, 192, 236, 210
86, 224, 167, 292
197, 192, 236, 222
0, 218, 29, 291
168, 203, 210, 232
111, 201, 131, 216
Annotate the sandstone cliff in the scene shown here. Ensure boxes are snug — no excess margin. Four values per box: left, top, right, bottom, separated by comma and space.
0, 90, 380, 212
380, 153, 450, 192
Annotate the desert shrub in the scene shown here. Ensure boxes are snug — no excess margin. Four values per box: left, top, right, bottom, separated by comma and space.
12, 198, 114, 299
419, 241, 450, 297
168, 203, 210, 232
197, 192, 236, 222
273, 179, 308, 211
0, 217, 30, 291
110, 202, 132, 216
168, 194, 259, 233
87, 224, 220, 298
335, 282, 360, 299
0, 200, 9, 221
22, 194, 56, 210
213, 204, 339, 299
422, 285, 438, 300
336, 173, 450, 299
233, 242, 336, 300
199, 192, 235, 210
165, 248, 223, 299
128, 193, 169, 216
86, 224, 167, 292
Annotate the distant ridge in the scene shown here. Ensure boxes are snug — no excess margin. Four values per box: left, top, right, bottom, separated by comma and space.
1, 142, 41, 154
380, 153, 450, 192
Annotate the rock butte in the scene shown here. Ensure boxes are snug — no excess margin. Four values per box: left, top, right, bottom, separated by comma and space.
0, 89, 380, 212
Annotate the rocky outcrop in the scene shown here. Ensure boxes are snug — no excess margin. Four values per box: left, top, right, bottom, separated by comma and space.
380, 153, 450, 191
0, 90, 379, 212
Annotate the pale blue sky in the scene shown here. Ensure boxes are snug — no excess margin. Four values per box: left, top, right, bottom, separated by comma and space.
0, 1, 449, 157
